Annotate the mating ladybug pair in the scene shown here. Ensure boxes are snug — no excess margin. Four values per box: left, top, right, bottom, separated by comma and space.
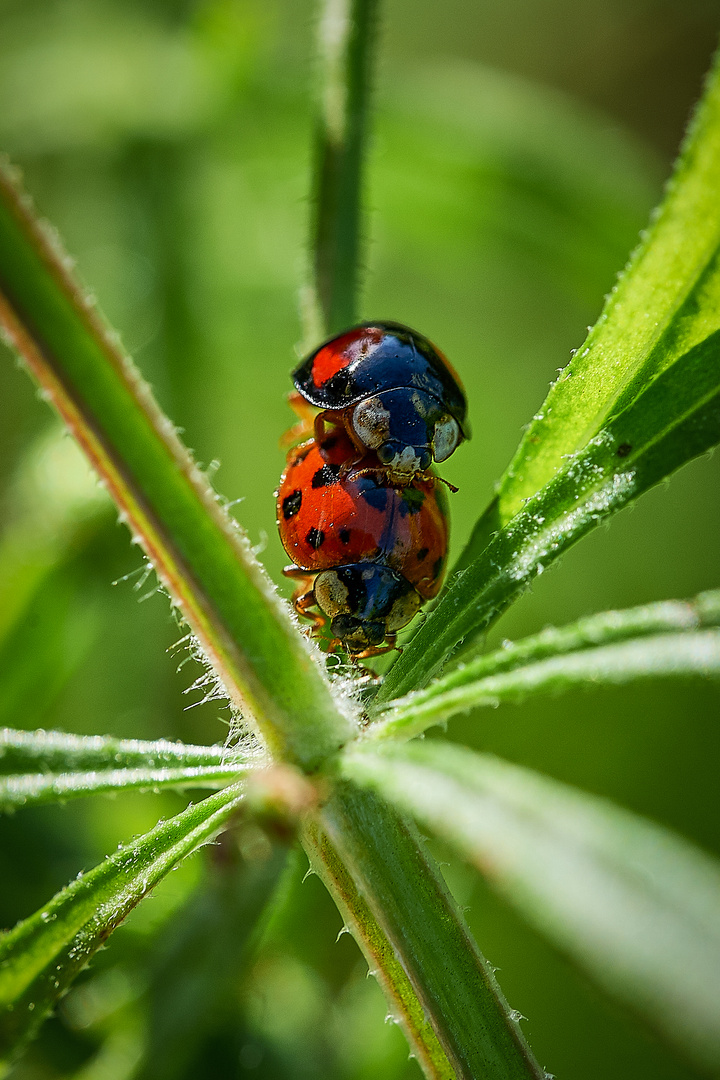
276, 322, 469, 658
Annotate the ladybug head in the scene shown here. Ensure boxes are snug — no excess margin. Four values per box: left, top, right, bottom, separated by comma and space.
351, 389, 462, 480
313, 564, 422, 652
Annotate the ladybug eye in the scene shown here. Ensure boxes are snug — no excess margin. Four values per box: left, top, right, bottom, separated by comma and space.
352, 397, 391, 450
433, 416, 460, 462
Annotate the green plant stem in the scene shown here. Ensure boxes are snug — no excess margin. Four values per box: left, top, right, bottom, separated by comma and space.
302, 816, 456, 1080
340, 742, 720, 1075
0, 165, 354, 770
309, 0, 379, 339
306, 786, 545, 1080
368, 629, 720, 741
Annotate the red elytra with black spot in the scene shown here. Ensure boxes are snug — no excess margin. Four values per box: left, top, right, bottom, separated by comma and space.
276, 430, 448, 599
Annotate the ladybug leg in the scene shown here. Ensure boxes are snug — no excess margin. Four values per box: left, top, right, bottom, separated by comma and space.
295, 591, 326, 632
284, 438, 315, 466
280, 393, 320, 449
283, 567, 326, 631
341, 410, 366, 450
313, 410, 330, 444
339, 453, 368, 480
351, 635, 403, 661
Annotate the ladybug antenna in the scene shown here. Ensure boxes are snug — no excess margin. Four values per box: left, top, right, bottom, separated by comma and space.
431, 473, 459, 494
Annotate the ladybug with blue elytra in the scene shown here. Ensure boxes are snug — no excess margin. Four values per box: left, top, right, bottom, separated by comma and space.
276, 429, 449, 657
288, 321, 470, 488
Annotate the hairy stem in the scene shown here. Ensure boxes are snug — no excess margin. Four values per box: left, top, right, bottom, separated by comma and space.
0, 164, 353, 770
308, 0, 379, 340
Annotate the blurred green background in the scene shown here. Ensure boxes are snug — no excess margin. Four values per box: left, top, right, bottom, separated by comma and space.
1, 1, 719, 1077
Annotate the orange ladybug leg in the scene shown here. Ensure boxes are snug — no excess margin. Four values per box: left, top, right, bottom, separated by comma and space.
284, 438, 315, 466
294, 592, 326, 632
280, 393, 319, 449
282, 566, 325, 631
339, 454, 367, 480
351, 635, 403, 661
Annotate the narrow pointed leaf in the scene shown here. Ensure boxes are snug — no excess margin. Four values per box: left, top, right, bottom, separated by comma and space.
378, 53, 720, 701
370, 629, 720, 742
0, 727, 247, 775
0, 164, 353, 769
438, 589, 720, 683
341, 742, 720, 1074
457, 49, 720, 570
0, 783, 245, 1060
0, 763, 251, 812
379, 331, 720, 701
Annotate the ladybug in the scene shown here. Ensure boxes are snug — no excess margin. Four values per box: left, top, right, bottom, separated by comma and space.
290, 321, 469, 486
276, 430, 449, 657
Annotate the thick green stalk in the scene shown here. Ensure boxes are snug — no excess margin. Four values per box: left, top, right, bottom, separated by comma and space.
0, 165, 354, 770
309, 0, 379, 338
308, 786, 545, 1080
302, 816, 456, 1080
340, 743, 720, 1075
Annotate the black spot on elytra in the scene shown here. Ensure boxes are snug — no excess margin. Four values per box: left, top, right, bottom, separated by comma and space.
312, 464, 341, 488
432, 556, 445, 580
339, 528, 352, 544
357, 479, 388, 512
617, 442, 632, 458
416, 546, 429, 562
306, 527, 325, 549
282, 490, 302, 519
399, 487, 425, 516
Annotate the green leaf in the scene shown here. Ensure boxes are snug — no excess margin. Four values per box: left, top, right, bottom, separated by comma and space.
445, 588, 720, 681
309, 785, 545, 1080
369, 629, 720, 743
0, 727, 244, 775
460, 48, 720, 562
379, 328, 720, 702
307, 0, 379, 340
0, 783, 245, 1061
0, 764, 249, 812
376, 51, 720, 702
0, 163, 353, 769
341, 742, 720, 1075
132, 836, 290, 1080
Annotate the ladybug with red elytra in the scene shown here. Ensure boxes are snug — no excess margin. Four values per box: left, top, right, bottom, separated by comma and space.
276, 429, 449, 658
287, 321, 470, 489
